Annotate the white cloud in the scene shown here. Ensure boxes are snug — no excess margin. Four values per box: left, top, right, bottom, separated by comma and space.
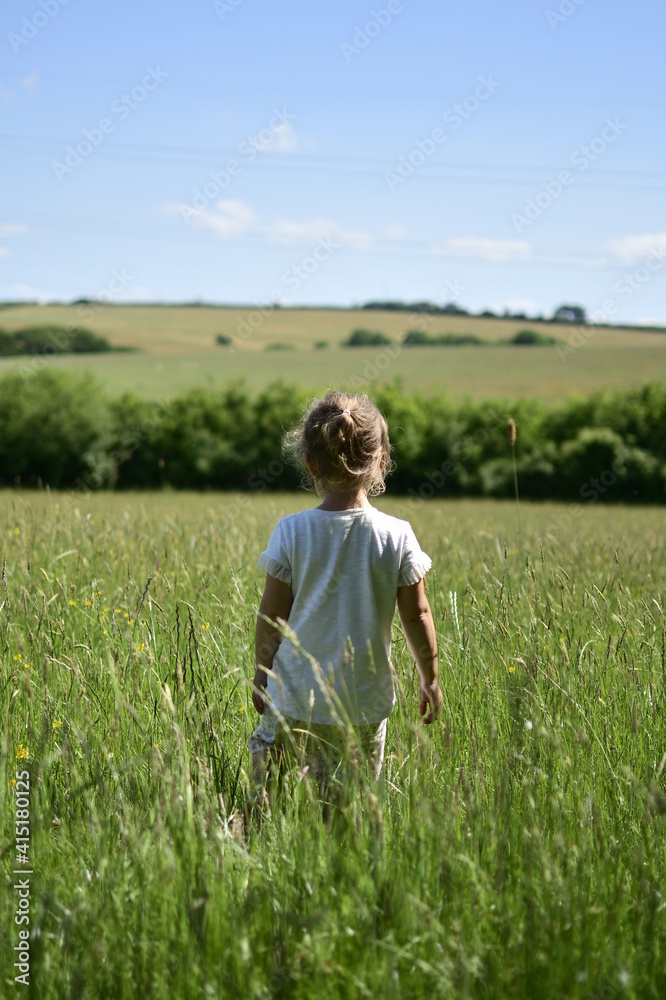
384, 225, 408, 240
167, 199, 373, 250
166, 205, 542, 261
0, 223, 28, 257
9, 283, 47, 300
195, 199, 257, 238
1, 75, 38, 102
635, 316, 665, 327
264, 122, 299, 153
581, 255, 609, 269
20, 73, 39, 91
0, 223, 28, 238
608, 233, 666, 263
265, 214, 340, 243
444, 237, 533, 262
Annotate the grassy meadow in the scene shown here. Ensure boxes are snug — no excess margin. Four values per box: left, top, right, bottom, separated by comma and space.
1, 303, 665, 400
1, 490, 665, 998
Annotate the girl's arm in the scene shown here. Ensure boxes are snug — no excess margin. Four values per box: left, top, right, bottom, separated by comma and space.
396, 578, 442, 724
252, 573, 294, 714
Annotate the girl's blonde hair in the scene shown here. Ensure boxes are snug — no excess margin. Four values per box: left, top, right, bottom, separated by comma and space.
284, 391, 393, 497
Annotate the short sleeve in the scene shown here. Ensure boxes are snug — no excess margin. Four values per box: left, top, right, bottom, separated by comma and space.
257, 520, 292, 585
398, 523, 432, 587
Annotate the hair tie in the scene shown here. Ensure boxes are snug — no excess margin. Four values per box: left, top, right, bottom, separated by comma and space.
342, 408, 351, 415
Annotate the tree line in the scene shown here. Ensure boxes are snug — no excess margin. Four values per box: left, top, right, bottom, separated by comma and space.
0, 370, 664, 502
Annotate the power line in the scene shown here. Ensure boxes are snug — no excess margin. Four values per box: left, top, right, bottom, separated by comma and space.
1, 134, 665, 191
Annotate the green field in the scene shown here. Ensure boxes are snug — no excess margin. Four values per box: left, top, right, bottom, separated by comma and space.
1, 303, 665, 399
2, 491, 665, 998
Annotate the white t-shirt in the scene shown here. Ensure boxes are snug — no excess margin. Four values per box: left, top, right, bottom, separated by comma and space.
257, 504, 432, 725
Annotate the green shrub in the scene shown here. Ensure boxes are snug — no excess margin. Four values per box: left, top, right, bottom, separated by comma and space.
509, 328, 559, 346
402, 330, 484, 346
436, 332, 483, 346
344, 328, 393, 347
0, 370, 108, 487
0, 329, 20, 356
402, 329, 432, 346
555, 428, 663, 502
0, 324, 115, 356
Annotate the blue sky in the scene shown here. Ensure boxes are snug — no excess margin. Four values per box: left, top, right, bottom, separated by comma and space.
1, 0, 665, 322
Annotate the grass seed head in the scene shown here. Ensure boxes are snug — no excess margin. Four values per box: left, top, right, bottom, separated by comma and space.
508, 418, 517, 446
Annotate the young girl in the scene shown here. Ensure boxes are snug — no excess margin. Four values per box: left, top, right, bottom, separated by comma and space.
249, 390, 442, 801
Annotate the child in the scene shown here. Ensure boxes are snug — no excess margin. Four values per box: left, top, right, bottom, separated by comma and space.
249, 390, 442, 804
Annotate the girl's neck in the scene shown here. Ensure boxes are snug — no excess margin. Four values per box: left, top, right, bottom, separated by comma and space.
317, 490, 370, 511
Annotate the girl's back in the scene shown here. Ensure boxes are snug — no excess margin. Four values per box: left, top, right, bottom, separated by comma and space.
259, 504, 431, 724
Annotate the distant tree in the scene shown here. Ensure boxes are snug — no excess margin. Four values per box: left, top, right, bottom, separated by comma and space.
215, 334, 233, 346
553, 304, 587, 324
361, 301, 406, 311
440, 302, 468, 315
314, 340, 329, 349
360, 300, 469, 316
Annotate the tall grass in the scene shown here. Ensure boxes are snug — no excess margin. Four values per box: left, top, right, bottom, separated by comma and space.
1, 491, 665, 999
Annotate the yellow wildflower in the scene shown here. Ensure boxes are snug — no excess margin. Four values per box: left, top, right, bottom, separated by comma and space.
137, 642, 145, 652
9, 778, 16, 787
69, 599, 77, 606
13, 653, 22, 661
509, 666, 516, 673
16, 744, 29, 760
52, 720, 63, 729
85, 599, 92, 607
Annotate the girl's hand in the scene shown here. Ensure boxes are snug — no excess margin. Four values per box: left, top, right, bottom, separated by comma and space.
252, 667, 268, 715
419, 680, 443, 725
